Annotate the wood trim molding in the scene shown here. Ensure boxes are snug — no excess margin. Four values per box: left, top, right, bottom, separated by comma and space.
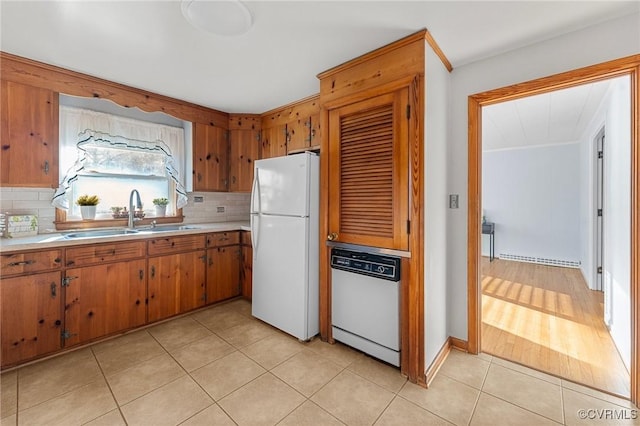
0, 51, 228, 127
467, 54, 640, 405
424, 30, 453, 72
424, 336, 469, 386
316, 30, 427, 80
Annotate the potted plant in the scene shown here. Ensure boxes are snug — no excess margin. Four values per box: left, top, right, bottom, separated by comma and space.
152, 197, 169, 217
76, 194, 100, 220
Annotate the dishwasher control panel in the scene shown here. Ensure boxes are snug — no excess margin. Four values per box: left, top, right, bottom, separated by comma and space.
330, 248, 400, 281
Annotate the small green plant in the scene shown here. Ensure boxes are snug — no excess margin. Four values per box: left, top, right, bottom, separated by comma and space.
110, 206, 123, 214
76, 194, 100, 206
152, 197, 169, 206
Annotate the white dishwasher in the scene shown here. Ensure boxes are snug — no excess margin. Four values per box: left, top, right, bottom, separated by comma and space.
331, 248, 401, 366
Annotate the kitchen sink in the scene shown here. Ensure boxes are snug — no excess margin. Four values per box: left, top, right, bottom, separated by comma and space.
63, 229, 140, 239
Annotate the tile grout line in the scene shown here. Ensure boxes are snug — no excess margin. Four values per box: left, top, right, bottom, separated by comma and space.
87, 346, 128, 425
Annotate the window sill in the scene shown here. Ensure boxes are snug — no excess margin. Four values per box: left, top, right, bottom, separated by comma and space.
55, 209, 184, 231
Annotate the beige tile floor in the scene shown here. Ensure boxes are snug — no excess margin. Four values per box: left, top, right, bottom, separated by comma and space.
1, 298, 637, 425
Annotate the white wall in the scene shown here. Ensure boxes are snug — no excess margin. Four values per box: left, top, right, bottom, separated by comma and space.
603, 77, 631, 369
446, 12, 640, 341
482, 143, 582, 263
424, 42, 451, 368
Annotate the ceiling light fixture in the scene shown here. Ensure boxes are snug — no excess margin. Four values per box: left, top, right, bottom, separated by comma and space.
181, 0, 253, 36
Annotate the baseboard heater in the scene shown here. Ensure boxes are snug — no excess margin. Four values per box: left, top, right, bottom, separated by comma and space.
499, 253, 581, 268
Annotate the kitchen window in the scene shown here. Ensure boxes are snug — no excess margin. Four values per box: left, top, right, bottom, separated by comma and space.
53, 106, 188, 228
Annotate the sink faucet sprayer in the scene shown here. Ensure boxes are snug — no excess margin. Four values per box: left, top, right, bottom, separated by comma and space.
128, 189, 142, 229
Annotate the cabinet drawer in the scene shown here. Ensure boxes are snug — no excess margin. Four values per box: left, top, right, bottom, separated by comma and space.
148, 235, 206, 255
1, 250, 63, 277
240, 231, 252, 246
207, 231, 240, 247
65, 241, 146, 267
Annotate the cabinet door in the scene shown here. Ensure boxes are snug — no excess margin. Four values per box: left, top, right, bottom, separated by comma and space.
64, 260, 146, 346
193, 122, 228, 191
1, 272, 62, 367
148, 251, 206, 322
286, 116, 311, 153
229, 128, 260, 192
0, 80, 58, 187
206, 246, 241, 303
241, 244, 253, 300
261, 125, 287, 159
327, 88, 409, 250
309, 113, 321, 150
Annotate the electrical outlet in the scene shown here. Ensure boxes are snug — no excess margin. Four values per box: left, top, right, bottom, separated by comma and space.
217, 206, 225, 213
449, 194, 459, 209
194, 196, 204, 203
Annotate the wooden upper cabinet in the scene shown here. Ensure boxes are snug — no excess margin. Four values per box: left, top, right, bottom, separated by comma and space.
1, 80, 59, 187
309, 114, 321, 150
261, 124, 287, 159
229, 115, 260, 192
193, 122, 228, 191
286, 115, 311, 153
327, 88, 409, 250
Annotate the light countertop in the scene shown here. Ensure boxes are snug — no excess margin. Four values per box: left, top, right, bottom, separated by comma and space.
0, 221, 251, 253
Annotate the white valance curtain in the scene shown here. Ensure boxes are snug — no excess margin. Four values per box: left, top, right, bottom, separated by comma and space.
53, 106, 188, 209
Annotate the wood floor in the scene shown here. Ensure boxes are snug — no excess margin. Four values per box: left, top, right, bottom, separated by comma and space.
481, 258, 630, 398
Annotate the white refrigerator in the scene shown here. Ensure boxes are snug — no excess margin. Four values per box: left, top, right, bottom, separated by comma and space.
250, 152, 319, 341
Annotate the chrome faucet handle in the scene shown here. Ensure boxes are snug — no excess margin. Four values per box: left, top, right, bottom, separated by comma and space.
151, 220, 157, 228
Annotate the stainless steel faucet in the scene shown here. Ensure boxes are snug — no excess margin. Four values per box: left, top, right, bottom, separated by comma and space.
128, 189, 142, 229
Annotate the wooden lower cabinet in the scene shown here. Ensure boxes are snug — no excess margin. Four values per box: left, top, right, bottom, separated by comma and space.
1, 271, 62, 367
206, 246, 241, 303
64, 260, 146, 346
148, 251, 206, 322
241, 245, 253, 300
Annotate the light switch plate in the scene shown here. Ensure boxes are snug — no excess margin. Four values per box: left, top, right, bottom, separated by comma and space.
449, 194, 459, 209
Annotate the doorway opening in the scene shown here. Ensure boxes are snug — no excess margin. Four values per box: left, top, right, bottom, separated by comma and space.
467, 56, 640, 403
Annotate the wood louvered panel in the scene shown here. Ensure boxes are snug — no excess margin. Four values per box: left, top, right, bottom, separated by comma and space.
328, 88, 409, 250
340, 104, 394, 237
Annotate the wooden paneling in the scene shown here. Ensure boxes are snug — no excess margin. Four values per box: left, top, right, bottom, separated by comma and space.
193, 123, 228, 191
228, 115, 261, 192
0, 249, 62, 277
147, 235, 206, 256
1, 271, 62, 368
0, 52, 227, 126
64, 260, 146, 346
467, 54, 640, 404
1, 80, 59, 187
317, 31, 425, 104
65, 241, 145, 267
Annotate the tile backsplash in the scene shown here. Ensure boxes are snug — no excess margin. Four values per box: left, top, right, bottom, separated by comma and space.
0, 187, 250, 234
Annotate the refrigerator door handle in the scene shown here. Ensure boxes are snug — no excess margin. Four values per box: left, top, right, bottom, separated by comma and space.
251, 169, 261, 253
250, 169, 259, 214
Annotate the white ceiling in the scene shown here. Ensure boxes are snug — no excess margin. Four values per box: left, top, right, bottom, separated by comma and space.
1, 1, 638, 114
482, 77, 623, 151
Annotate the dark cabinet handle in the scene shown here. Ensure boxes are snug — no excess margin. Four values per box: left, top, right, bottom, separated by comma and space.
150, 265, 155, 278
44, 160, 49, 175
139, 270, 144, 280
50, 283, 57, 297
8, 260, 35, 267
